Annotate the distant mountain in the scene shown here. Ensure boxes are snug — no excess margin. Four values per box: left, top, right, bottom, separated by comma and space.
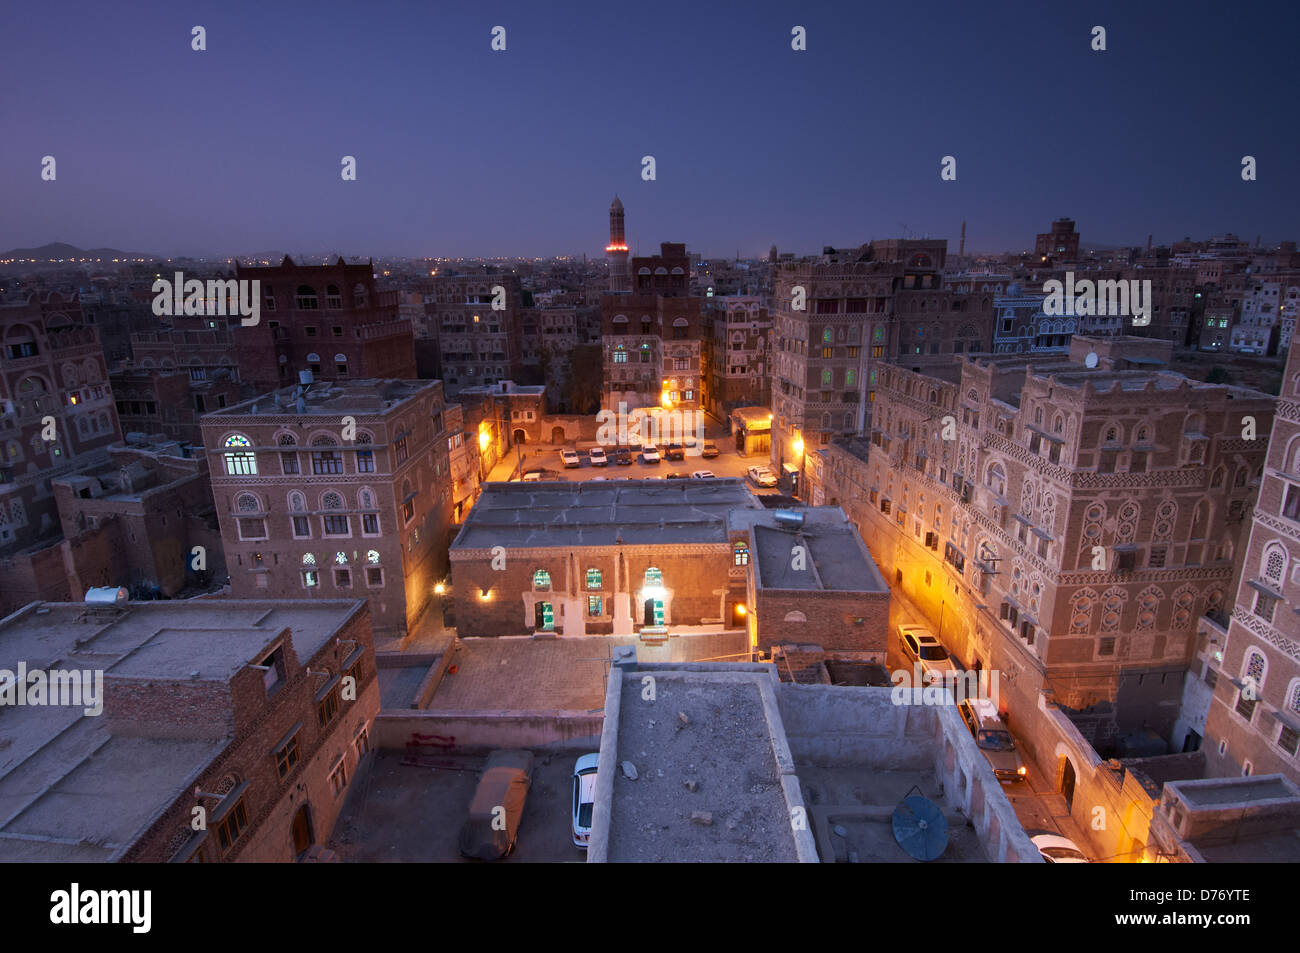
0, 242, 157, 261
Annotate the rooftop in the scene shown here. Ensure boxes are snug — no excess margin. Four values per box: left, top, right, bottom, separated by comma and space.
595, 665, 810, 863
731, 507, 889, 593
0, 598, 365, 861
451, 478, 762, 550
201, 379, 438, 420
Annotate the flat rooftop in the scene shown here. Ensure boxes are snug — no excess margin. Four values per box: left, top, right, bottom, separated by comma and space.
730, 507, 889, 592
600, 668, 804, 863
203, 379, 437, 419
0, 598, 364, 861
451, 478, 762, 550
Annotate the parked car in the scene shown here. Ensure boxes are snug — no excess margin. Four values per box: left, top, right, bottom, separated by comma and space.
897, 624, 959, 687
665, 471, 688, 479
458, 749, 534, 860
560, 448, 581, 468
1030, 833, 1091, 863
640, 445, 661, 463
664, 444, 685, 461
571, 753, 598, 849
958, 697, 1027, 783
589, 446, 608, 467
700, 443, 720, 459
691, 470, 716, 479
746, 465, 778, 487
522, 470, 543, 482
615, 449, 633, 465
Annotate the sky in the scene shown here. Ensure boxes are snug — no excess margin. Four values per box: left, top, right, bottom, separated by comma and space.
2, 0, 1297, 260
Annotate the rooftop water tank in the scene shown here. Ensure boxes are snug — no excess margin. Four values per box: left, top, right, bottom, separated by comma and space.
773, 510, 804, 529
84, 586, 128, 604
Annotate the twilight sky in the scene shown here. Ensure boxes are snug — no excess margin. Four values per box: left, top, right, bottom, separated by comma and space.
2, 0, 1296, 260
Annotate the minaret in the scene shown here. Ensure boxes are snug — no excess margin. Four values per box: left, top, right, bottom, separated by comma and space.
607, 196, 630, 293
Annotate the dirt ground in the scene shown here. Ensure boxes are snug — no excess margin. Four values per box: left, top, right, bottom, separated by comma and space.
328, 747, 595, 863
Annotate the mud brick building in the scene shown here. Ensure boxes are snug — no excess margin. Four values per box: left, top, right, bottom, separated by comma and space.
602, 242, 706, 413
1, 291, 120, 553
200, 379, 453, 642
823, 336, 1273, 743
449, 480, 890, 656
1202, 333, 1300, 783
233, 257, 417, 391
0, 599, 378, 863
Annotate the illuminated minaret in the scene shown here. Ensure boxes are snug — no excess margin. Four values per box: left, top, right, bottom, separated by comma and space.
607, 196, 630, 293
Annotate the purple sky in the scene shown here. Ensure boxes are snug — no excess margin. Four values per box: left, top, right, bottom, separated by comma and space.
3, 0, 1296, 259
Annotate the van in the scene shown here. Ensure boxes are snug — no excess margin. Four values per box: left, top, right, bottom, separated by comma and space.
458, 749, 534, 860
958, 697, 1027, 783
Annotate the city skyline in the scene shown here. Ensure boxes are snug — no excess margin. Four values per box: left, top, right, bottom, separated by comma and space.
4, 0, 1297, 259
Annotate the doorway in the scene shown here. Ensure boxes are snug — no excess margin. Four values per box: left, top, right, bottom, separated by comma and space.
551, 426, 565, 444
291, 803, 314, 858
643, 597, 664, 627
534, 601, 554, 630
513, 428, 526, 445
1061, 757, 1076, 813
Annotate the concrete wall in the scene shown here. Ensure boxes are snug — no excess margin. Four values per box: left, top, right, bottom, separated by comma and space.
776, 683, 1040, 863
374, 710, 603, 751
777, 683, 936, 769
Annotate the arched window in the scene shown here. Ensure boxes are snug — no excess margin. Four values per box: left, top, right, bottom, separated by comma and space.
1053, 414, 1063, 434
288, 491, 306, 512
986, 462, 1006, 497
322, 492, 344, 510
1211, 466, 1225, 488
302, 553, 316, 566
644, 567, 663, 587
1262, 543, 1287, 586
312, 435, 342, 475
783, 610, 807, 623
223, 434, 257, 476
235, 492, 261, 512
533, 569, 551, 590
1234, 467, 1248, 488
296, 285, 318, 310
733, 542, 749, 566
326, 285, 342, 309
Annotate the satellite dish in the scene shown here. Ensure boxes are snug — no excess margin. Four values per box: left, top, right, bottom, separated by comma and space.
892, 793, 949, 861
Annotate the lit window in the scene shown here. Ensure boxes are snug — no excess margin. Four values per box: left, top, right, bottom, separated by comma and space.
534, 569, 551, 590
223, 434, 257, 476
586, 568, 602, 589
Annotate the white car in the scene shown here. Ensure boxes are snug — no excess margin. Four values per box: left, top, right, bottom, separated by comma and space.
589, 447, 608, 467
746, 465, 777, 487
560, 449, 581, 468
897, 624, 960, 687
1031, 833, 1091, 863
641, 445, 661, 464
691, 470, 716, 479
522, 470, 543, 482
571, 753, 598, 848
